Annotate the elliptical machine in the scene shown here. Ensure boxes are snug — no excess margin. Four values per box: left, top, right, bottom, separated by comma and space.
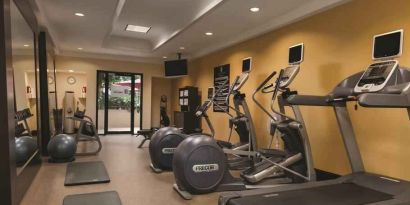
172, 49, 315, 199
241, 43, 316, 183
148, 80, 248, 173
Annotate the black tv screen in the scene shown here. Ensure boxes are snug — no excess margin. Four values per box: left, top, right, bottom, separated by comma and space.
289, 44, 303, 64
373, 30, 402, 59
164, 59, 188, 77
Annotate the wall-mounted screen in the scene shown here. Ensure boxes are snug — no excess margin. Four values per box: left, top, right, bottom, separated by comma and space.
373, 30, 403, 59
242, 57, 252, 72
164, 59, 188, 77
289, 43, 304, 64
207, 87, 214, 99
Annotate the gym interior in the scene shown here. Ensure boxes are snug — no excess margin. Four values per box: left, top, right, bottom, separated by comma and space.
2, 0, 410, 205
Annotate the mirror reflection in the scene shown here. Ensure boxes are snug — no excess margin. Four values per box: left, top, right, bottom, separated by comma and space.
11, 1, 38, 175
48, 53, 59, 135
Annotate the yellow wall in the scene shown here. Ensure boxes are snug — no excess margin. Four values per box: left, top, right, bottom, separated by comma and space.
171, 0, 410, 179
55, 56, 163, 129
54, 72, 87, 110
151, 77, 172, 127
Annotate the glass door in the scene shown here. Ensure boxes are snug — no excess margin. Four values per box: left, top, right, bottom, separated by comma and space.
97, 72, 106, 135
134, 74, 142, 133
107, 73, 133, 133
96, 71, 143, 135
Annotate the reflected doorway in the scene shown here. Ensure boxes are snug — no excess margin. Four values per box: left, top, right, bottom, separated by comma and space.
97, 71, 143, 135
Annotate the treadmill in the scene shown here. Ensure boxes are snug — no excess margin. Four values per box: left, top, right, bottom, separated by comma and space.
219, 30, 410, 205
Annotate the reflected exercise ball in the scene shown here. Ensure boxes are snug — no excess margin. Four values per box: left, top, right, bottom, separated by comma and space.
15, 136, 38, 166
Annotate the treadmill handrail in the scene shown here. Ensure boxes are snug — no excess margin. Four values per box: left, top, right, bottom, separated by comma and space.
358, 93, 410, 108
286, 95, 332, 106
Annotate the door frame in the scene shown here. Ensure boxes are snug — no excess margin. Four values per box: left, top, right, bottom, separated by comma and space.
96, 70, 144, 135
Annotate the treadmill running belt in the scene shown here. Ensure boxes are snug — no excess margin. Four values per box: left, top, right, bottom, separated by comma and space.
228, 183, 393, 205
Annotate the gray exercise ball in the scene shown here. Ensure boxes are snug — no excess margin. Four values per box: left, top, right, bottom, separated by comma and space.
47, 134, 77, 161
15, 136, 38, 166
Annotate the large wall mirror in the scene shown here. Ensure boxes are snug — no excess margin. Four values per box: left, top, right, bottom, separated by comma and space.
48, 51, 58, 136
11, 0, 40, 176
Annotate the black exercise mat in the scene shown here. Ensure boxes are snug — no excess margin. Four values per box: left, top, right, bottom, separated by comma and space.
229, 183, 393, 205
65, 161, 110, 186
63, 191, 122, 205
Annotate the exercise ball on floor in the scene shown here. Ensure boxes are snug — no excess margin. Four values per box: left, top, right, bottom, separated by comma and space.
15, 136, 38, 166
47, 134, 77, 162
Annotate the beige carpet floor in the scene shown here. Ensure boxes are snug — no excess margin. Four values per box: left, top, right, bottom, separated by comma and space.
20, 134, 218, 205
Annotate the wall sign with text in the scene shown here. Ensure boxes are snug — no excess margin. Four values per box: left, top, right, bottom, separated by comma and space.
213, 64, 230, 112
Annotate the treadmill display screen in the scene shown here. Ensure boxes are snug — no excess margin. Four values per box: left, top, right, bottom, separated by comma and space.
289, 44, 303, 64
373, 30, 402, 59
368, 66, 387, 77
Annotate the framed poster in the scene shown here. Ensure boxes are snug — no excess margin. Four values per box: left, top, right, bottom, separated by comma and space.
213, 64, 230, 112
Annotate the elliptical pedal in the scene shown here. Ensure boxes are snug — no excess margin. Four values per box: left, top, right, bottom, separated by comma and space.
149, 163, 163, 173
173, 184, 193, 200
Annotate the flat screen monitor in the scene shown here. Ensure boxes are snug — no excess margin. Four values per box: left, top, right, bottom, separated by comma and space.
289, 43, 304, 64
207, 87, 214, 99
373, 30, 403, 59
164, 59, 188, 77
242, 57, 252, 72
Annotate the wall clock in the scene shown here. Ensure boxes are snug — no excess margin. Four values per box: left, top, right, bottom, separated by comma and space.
67, 76, 76, 85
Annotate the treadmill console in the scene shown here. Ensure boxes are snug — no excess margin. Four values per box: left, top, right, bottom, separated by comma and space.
354, 60, 398, 93
279, 65, 300, 88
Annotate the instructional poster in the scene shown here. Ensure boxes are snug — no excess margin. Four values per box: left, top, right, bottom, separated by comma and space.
213, 64, 230, 112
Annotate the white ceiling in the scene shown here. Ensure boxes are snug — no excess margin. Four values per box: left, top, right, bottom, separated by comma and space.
32, 0, 349, 63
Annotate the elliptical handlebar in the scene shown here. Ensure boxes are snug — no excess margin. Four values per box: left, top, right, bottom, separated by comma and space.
252, 71, 279, 121
223, 75, 247, 116
255, 71, 277, 92
195, 79, 230, 138
262, 84, 275, 93
271, 70, 284, 104
196, 79, 229, 117
225, 76, 240, 104
252, 69, 298, 122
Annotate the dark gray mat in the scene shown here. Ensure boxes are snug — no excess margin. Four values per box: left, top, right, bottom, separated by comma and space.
65, 161, 110, 186
63, 191, 122, 205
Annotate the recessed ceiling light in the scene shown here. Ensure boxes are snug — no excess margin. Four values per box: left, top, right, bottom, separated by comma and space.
250, 7, 260, 12
180, 47, 185, 50
125, 24, 151, 33
205, 32, 213, 36
77, 47, 83, 50
23, 44, 29, 47
68, 70, 74, 73
163, 56, 167, 59
75, 13, 85, 17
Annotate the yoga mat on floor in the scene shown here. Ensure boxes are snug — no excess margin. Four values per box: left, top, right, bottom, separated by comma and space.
63, 191, 122, 205
64, 161, 110, 186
